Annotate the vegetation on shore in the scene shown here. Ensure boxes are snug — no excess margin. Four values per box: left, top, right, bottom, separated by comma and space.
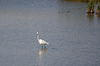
96, 3, 100, 14
86, 0, 100, 15
86, 0, 94, 13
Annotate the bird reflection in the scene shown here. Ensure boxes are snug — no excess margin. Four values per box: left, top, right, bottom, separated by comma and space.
86, 13, 94, 17
35, 48, 48, 66
38, 48, 48, 56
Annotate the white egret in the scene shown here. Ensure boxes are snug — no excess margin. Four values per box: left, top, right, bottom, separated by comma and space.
37, 32, 49, 48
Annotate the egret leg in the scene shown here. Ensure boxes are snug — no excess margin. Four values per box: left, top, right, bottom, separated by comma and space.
44, 45, 46, 48
42, 45, 43, 48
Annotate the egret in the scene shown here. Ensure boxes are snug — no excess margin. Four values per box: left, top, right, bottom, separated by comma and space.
37, 32, 49, 48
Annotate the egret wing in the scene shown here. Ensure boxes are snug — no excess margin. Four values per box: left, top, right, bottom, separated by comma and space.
39, 39, 49, 45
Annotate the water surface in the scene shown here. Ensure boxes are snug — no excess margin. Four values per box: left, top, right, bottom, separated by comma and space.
0, 0, 100, 66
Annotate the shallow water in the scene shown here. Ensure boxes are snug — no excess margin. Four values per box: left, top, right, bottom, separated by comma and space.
0, 0, 100, 66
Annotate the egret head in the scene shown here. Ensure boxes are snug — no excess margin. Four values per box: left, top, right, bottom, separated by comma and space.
37, 32, 39, 35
